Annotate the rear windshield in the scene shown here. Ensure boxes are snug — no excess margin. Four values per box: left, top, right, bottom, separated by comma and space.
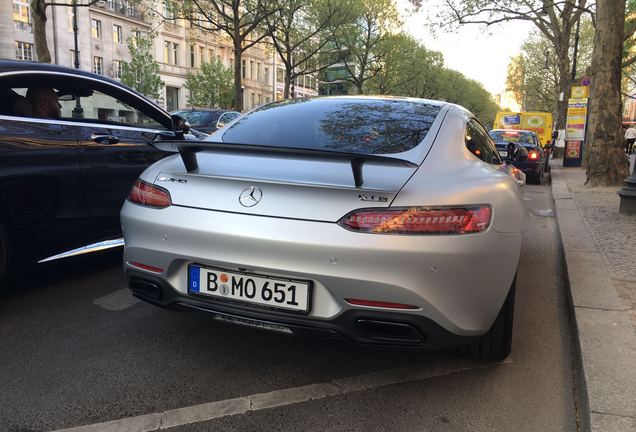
489, 130, 534, 144
219, 98, 442, 154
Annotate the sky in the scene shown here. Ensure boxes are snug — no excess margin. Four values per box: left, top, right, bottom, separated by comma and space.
398, 0, 534, 95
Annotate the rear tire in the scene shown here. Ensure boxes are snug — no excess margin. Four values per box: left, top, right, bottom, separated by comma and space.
460, 275, 516, 361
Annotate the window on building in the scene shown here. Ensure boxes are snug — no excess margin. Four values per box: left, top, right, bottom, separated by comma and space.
126, 1, 135, 16
265, 96, 270, 104
112, 24, 123, 44
93, 56, 103, 75
264, 67, 270, 84
15, 41, 33, 61
199, 46, 206, 64
257, 93, 262, 106
91, 19, 102, 39
242, 60, 246, 79
190, 44, 195, 67
107, 0, 115, 9
250, 60, 255, 80
257, 63, 261, 82
163, 41, 170, 63
251, 92, 255, 108
208, 48, 214, 62
131, 30, 142, 47
113, 60, 123, 79
13, 0, 30, 24
277, 68, 284, 83
172, 43, 179, 65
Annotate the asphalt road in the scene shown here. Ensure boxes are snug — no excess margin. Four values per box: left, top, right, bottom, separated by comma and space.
0, 179, 581, 432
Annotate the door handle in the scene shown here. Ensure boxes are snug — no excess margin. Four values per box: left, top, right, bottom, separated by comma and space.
90, 133, 120, 144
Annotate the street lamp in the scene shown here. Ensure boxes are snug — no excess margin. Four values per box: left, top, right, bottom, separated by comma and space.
618, 158, 636, 214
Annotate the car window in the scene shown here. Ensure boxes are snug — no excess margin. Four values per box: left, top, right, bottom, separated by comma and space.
220, 98, 442, 155
489, 130, 534, 144
1, 74, 169, 130
466, 120, 502, 165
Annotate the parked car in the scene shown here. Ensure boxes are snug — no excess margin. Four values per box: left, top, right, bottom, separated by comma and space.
122, 96, 525, 360
171, 108, 241, 135
0, 61, 192, 285
489, 129, 547, 184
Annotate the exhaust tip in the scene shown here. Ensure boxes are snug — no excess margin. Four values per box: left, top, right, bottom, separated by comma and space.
356, 319, 425, 343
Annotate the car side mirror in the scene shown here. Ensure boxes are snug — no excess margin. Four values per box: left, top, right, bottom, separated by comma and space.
216, 121, 226, 129
171, 114, 190, 135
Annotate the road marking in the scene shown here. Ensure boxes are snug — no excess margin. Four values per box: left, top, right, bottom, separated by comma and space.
50, 358, 511, 432
93, 288, 140, 311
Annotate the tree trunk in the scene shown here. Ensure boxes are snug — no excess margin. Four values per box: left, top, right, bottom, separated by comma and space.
31, 0, 51, 63
284, 72, 291, 99
233, 38, 243, 112
584, 0, 629, 186
555, 38, 571, 130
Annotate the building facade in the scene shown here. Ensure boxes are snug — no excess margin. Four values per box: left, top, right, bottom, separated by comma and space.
1, 0, 318, 112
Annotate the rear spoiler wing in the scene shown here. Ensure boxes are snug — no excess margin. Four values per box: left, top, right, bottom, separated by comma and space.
152, 140, 417, 188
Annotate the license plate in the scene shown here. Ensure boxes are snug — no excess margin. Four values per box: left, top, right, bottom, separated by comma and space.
188, 265, 310, 313
499, 150, 508, 157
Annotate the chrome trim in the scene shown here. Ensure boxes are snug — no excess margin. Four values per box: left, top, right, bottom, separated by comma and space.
38, 238, 124, 263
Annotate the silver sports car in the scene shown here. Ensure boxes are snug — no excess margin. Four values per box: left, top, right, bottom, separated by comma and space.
121, 96, 524, 360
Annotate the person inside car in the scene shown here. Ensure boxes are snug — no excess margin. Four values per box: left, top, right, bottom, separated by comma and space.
26, 86, 61, 118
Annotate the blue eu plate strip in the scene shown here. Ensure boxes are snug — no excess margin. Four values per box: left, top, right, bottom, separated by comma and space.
189, 265, 200, 292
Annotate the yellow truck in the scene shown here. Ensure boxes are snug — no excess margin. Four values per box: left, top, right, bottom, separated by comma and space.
493, 111, 554, 147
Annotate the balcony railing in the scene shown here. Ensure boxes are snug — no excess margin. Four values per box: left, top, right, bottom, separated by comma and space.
97, 3, 147, 22
14, 21, 33, 33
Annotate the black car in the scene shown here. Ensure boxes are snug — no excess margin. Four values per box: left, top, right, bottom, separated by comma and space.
171, 108, 241, 135
0, 61, 192, 285
489, 129, 547, 184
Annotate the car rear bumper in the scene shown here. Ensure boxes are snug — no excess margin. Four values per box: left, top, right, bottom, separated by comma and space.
121, 202, 521, 345
513, 160, 543, 174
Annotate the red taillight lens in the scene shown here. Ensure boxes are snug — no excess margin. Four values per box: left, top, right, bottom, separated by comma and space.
128, 179, 172, 208
528, 150, 539, 160
338, 206, 491, 234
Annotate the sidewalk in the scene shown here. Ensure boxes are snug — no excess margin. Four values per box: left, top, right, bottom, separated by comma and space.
550, 159, 636, 431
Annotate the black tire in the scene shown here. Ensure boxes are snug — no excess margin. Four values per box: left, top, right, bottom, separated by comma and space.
460, 275, 516, 361
0, 221, 9, 289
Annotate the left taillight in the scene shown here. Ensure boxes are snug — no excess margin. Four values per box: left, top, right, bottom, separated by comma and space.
127, 179, 172, 208
338, 206, 491, 235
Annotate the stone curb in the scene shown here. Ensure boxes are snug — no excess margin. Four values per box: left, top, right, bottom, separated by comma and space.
549, 160, 636, 432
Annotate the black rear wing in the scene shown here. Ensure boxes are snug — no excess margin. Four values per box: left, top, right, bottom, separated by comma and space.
152, 140, 417, 188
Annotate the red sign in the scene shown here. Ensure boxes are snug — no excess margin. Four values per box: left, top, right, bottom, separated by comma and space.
565, 141, 581, 159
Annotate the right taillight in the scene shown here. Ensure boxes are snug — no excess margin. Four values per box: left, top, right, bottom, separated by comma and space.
338, 206, 491, 234
127, 179, 172, 208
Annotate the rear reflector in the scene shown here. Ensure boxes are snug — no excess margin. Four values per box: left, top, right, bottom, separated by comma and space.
338, 206, 491, 234
346, 298, 420, 310
128, 261, 164, 273
128, 179, 172, 208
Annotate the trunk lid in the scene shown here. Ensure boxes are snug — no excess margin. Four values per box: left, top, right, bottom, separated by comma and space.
153, 150, 418, 222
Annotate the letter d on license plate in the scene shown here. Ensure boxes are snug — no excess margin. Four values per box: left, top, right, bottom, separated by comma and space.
188, 264, 310, 313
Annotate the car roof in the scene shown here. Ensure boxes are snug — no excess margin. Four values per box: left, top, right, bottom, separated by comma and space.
0, 60, 124, 87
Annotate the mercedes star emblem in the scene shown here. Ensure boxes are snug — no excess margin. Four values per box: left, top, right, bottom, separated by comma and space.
239, 186, 263, 207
